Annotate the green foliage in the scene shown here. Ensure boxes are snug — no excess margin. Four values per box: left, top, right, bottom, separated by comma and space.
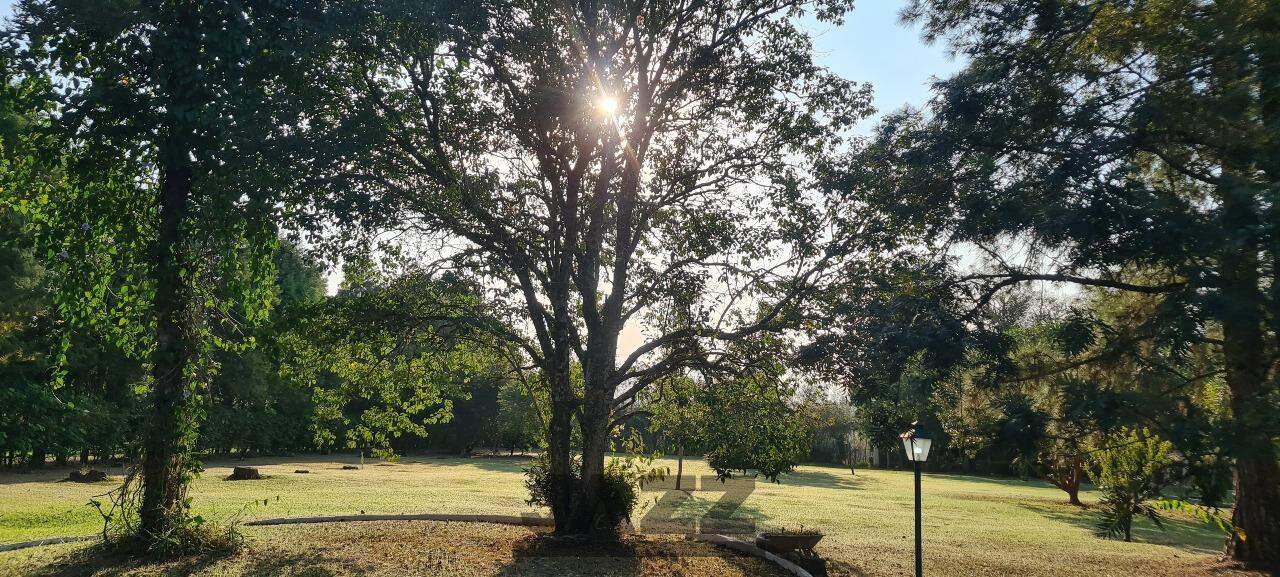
283, 264, 508, 458
3, 0, 313, 369
1153, 498, 1241, 540
701, 348, 810, 482
199, 242, 327, 456
798, 394, 860, 465
524, 452, 662, 531
644, 375, 707, 456
1088, 429, 1174, 542
495, 379, 543, 454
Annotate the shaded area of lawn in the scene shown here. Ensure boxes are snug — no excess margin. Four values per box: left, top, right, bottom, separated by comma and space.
1, 521, 787, 577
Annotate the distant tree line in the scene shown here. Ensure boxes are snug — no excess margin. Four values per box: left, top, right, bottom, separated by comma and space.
0, 232, 545, 467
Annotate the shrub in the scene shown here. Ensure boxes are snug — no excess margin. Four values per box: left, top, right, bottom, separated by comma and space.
1087, 429, 1174, 541
524, 453, 653, 533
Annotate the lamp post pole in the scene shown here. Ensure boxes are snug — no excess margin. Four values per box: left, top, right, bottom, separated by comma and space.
901, 421, 930, 577
914, 459, 922, 577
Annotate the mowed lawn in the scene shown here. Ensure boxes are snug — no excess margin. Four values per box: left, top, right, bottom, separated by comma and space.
0, 455, 1254, 577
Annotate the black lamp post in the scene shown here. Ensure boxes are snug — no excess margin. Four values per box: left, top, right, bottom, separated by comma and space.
900, 422, 932, 577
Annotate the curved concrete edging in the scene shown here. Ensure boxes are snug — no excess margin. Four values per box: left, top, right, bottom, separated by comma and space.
0, 535, 98, 553
4, 514, 812, 577
688, 534, 814, 577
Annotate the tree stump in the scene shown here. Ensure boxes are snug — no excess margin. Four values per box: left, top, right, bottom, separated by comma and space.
227, 466, 262, 480
66, 469, 108, 483
341, 465, 359, 470
294, 469, 310, 474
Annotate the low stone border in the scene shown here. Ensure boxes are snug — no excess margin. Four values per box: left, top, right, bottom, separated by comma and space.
3, 514, 812, 577
0, 535, 98, 553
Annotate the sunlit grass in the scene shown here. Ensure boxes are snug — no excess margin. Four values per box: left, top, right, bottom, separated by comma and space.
0, 455, 1251, 577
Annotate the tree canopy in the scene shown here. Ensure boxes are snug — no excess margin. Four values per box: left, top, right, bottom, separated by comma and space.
296, 0, 870, 534
814, 0, 1279, 568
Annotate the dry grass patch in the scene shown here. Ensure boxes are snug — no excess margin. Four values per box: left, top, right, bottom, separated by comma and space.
0, 520, 789, 577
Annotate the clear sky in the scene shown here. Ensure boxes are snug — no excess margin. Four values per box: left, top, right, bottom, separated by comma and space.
804, 1, 963, 124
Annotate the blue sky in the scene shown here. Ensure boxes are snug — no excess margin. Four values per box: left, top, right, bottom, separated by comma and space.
804, 2, 963, 124
0, 1, 958, 121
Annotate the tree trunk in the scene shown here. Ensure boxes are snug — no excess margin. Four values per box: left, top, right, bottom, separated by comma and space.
79, 448, 90, 466
1049, 456, 1084, 506
546, 366, 575, 533
1222, 313, 1279, 569
568, 387, 612, 534
1066, 487, 1081, 507
675, 408, 685, 491
676, 439, 685, 492
138, 122, 195, 540
1218, 180, 1279, 571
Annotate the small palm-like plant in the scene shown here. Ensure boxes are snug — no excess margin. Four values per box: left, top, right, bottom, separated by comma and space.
1087, 429, 1174, 542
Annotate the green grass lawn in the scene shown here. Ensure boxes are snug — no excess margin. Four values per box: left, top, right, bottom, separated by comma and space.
0, 455, 1254, 577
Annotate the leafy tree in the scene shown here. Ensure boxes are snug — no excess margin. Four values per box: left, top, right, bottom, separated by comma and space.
799, 258, 977, 470
284, 261, 509, 459
1, 56, 146, 469
796, 387, 859, 471
200, 243, 326, 457
833, 1, 1280, 566
700, 341, 810, 482
300, 0, 868, 534
644, 375, 706, 490
5, 0, 321, 543
1089, 429, 1175, 542
495, 379, 544, 455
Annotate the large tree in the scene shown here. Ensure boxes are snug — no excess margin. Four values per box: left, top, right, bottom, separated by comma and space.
841, 0, 1279, 568
302, 0, 868, 533
5, 0, 319, 544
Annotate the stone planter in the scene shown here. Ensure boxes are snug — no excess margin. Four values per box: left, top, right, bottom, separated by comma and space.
757, 532, 823, 554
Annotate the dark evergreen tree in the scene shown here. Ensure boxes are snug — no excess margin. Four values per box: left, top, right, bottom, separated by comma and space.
829, 1, 1279, 567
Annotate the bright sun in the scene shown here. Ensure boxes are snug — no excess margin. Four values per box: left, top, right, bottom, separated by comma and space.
599, 95, 619, 116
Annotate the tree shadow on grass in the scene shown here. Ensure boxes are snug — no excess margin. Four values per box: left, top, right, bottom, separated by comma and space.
0, 465, 131, 486
777, 467, 867, 490
823, 557, 872, 577
233, 549, 378, 577
498, 533, 643, 577
924, 471, 1067, 490
18, 543, 236, 577
391, 455, 531, 475
1017, 502, 1226, 555
18, 542, 387, 577
196, 453, 532, 476
498, 532, 790, 577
